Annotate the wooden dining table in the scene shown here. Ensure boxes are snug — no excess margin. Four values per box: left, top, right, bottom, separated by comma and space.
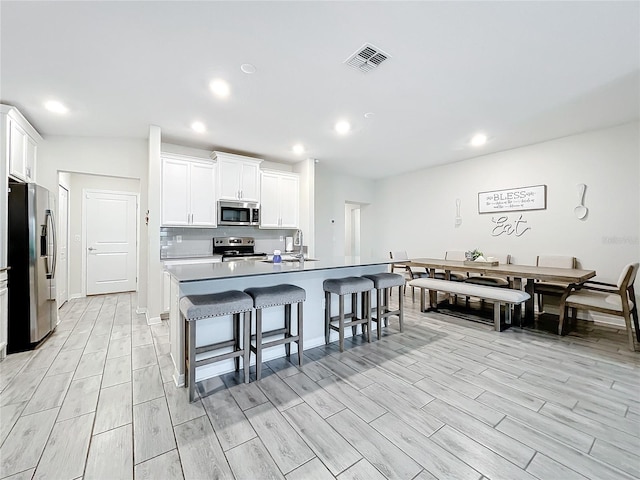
406, 258, 596, 325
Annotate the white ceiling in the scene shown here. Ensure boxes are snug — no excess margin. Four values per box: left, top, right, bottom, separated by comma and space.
1, 1, 638, 179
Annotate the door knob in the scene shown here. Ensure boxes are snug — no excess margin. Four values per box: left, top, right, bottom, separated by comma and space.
88, 247, 96, 251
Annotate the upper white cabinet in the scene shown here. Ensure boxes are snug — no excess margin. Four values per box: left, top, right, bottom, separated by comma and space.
161, 153, 216, 227
1, 105, 41, 183
260, 170, 299, 229
211, 151, 262, 202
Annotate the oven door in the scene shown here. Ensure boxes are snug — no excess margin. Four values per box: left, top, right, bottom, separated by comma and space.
217, 201, 258, 225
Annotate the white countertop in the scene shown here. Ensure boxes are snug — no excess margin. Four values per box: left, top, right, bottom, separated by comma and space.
165, 257, 393, 282
162, 255, 222, 266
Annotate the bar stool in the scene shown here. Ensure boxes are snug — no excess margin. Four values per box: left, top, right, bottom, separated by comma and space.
323, 276, 374, 352
180, 290, 253, 403
363, 273, 405, 339
244, 284, 306, 381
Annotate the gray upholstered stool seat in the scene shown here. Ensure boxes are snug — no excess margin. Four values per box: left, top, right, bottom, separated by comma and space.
245, 284, 306, 381
180, 290, 253, 403
324, 276, 373, 296
363, 273, 405, 339
323, 276, 374, 352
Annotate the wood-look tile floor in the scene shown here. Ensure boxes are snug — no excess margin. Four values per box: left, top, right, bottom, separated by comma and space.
1, 293, 639, 480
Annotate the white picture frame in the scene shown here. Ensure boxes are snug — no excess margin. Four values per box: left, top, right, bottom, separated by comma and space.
478, 185, 547, 213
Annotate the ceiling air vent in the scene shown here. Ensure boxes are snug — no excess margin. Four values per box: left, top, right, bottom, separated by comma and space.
344, 43, 391, 73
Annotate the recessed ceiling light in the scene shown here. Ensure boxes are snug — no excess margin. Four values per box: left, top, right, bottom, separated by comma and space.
44, 100, 68, 114
209, 79, 230, 98
335, 120, 351, 135
191, 121, 206, 133
240, 63, 256, 74
471, 133, 487, 147
292, 144, 305, 155
364, 112, 375, 119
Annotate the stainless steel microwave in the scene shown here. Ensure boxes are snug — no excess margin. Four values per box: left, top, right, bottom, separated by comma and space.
217, 201, 260, 226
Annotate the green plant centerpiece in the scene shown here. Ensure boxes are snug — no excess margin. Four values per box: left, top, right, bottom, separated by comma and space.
465, 249, 483, 261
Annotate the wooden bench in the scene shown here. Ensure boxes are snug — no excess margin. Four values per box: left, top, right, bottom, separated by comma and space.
408, 278, 530, 331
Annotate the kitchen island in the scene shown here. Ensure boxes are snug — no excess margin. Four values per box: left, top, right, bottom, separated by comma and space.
165, 257, 393, 385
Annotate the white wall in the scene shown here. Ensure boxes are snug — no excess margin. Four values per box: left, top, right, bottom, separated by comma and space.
314, 165, 376, 260
65, 173, 140, 297
38, 136, 149, 308
293, 158, 315, 257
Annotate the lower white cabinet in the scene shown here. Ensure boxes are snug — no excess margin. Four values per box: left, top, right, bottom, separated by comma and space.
161, 153, 216, 227
260, 170, 299, 228
0, 280, 8, 360
162, 257, 221, 314
162, 271, 171, 314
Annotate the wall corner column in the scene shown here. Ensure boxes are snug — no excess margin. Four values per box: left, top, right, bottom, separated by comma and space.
146, 125, 162, 324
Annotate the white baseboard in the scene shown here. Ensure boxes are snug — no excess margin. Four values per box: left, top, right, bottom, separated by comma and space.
69, 293, 84, 300
147, 315, 162, 326
173, 370, 185, 387
135, 307, 147, 315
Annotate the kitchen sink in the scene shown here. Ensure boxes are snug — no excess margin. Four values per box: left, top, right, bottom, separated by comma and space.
261, 258, 319, 264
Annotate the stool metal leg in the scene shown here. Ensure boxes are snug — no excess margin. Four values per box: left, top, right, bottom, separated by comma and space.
398, 285, 404, 332
365, 291, 372, 343
351, 293, 358, 336
183, 315, 188, 389
360, 293, 369, 338
284, 304, 291, 358
376, 288, 382, 340
255, 308, 263, 380
243, 311, 250, 384
339, 294, 345, 352
233, 313, 240, 372
325, 292, 331, 345
188, 319, 196, 403
297, 301, 304, 367
384, 288, 391, 327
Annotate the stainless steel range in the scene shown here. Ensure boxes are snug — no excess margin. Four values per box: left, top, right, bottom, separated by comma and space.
213, 237, 268, 262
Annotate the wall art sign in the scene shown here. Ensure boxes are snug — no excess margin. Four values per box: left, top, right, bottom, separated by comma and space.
478, 185, 546, 214
491, 214, 531, 237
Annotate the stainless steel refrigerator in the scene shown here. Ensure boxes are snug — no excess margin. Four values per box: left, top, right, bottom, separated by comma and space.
7, 182, 57, 353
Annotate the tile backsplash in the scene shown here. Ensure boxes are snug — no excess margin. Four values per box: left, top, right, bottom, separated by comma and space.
160, 226, 298, 258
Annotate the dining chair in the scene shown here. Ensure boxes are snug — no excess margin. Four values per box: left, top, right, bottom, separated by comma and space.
464, 253, 512, 287
389, 251, 428, 302
463, 253, 512, 311
443, 251, 468, 281
534, 255, 576, 313
558, 262, 639, 351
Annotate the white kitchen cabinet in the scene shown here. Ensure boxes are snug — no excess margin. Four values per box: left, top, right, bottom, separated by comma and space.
260, 170, 299, 228
161, 153, 216, 227
211, 151, 262, 202
162, 257, 221, 314
162, 271, 171, 314
1, 105, 41, 184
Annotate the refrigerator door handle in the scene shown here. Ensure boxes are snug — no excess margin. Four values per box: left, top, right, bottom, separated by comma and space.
40, 224, 48, 257
48, 209, 57, 278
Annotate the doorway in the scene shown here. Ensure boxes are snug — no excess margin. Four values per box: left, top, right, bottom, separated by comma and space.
57, 185, 69, 307
83, 190, 138, 295
344, 202, 361, 257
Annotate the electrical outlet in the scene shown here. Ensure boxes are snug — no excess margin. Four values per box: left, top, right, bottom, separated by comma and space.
176, 235, 182, 243
279, 236, 284, 241
74, 235, 81, 242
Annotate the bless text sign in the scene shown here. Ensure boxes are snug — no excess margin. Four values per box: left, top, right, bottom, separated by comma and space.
478, 185, 546, 214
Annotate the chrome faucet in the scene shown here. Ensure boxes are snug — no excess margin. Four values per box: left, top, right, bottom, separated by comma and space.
292, 229, 304, 259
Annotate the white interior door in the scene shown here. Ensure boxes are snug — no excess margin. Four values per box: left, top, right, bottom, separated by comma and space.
85, 190, 137, 295
344, 202, 361, 257
57, 185, 69, 307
